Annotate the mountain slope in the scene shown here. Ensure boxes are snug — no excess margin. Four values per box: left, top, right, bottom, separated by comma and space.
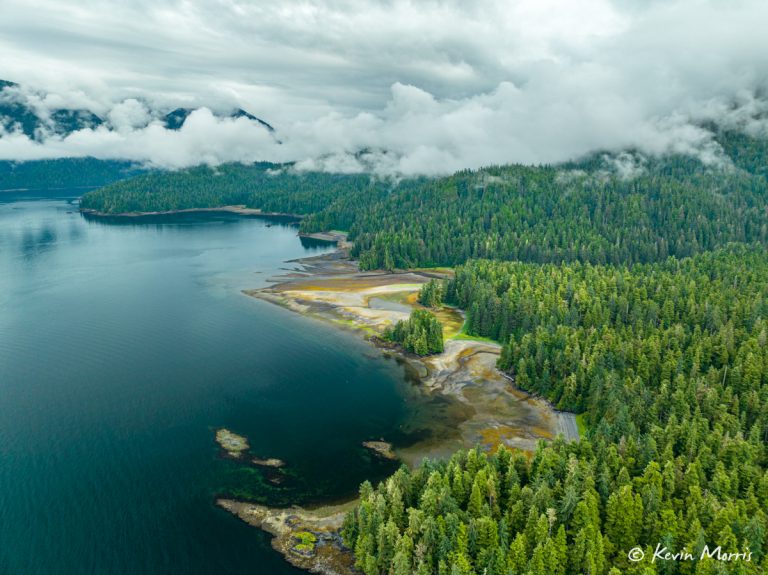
0, 80, 103, 139
0, 79, 275, 140
162, 107, 275, 132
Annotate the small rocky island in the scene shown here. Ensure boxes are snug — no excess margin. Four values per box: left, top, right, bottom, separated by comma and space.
215, 428, 250, 458
215, 428, 287, 469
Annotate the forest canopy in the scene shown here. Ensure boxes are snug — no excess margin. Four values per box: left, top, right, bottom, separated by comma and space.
74, 131, 768, 573
347, 246, 768, 574
79, 132, 768, 272
383, 309, 444, 356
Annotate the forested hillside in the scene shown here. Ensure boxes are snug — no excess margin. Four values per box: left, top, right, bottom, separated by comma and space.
0, 158, 143, 190
345, 246, 768, 574
350, 161, 768, 269
344, 437, 766, 575
79, 163, 386, 217
78, 133, 768, 573
80, 134, 768, 271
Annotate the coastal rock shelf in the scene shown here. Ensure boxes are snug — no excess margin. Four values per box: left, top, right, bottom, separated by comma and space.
362, 440, 396, 460
217, 499, 357, 575
227, 248, 580, 574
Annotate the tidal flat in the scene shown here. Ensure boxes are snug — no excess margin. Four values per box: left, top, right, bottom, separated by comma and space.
226, 240, 578, 573
245, 244, 577, 461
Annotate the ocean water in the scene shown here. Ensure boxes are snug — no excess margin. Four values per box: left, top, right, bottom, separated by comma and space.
0, 191, 421, 574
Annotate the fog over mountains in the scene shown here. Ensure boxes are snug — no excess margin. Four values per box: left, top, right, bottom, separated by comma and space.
0, 80, 280, 169
1, 0, 768, 174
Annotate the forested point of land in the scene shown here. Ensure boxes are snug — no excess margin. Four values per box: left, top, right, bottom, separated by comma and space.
74, 130, 768, 573
79, 162, 393, 221
383, 309, 444, 355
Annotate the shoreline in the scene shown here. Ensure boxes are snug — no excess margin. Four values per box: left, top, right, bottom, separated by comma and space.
245, 247, 578, 455
78, 206, 350, 250
222, 242, 578, 574
79, 204, 304, 219
217, 498, 357, 574
1, 185, 101, 192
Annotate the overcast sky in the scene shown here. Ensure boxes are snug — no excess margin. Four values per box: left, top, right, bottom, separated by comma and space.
1, 0, 767, 173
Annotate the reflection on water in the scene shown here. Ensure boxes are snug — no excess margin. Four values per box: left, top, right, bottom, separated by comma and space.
67, 221, 84, 242
80, 210, 302, 231
0, 192, 419, 575
20, 223, 58, 260
299, 235, 336, 250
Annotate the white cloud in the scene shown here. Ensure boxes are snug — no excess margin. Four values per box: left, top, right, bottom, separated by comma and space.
107, 99, 151, 132
0, 0, 767, 174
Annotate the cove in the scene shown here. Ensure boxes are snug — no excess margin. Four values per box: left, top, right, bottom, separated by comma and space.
0, 191, 422, 574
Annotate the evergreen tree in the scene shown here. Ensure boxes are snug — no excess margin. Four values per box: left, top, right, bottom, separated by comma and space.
384, 309, 444, 355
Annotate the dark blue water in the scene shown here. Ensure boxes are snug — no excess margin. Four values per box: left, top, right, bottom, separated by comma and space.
0, 192, 421, 574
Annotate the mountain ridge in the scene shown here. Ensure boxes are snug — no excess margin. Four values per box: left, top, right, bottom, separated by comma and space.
0, 79, 276, 140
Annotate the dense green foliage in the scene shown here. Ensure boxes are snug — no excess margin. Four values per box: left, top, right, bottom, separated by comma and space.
79, 163, 388, 218
383, 309, 444, 355
0, 158, 142, 190
72, 132, 768, 573
350, 245, 766, 573
80, 134, 768, 272
350, 161, 768, 269
715, 130, 768, 178
446, 245, 768, 432
72, 131, 768, 573
418, 279, 445, 308
343, 440, 767, 575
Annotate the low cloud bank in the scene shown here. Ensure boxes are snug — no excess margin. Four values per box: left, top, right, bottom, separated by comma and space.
2, 85, 766, 176
1, 0, 767, 175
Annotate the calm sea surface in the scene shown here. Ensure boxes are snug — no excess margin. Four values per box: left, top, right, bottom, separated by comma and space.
0, 191, 420, 574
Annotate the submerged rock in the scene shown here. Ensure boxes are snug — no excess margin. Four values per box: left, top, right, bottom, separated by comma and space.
362, 440, 397, 460
252, 457, 286, 468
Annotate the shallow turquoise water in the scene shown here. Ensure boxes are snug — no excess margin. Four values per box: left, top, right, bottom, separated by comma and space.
0, 191, 418, 574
